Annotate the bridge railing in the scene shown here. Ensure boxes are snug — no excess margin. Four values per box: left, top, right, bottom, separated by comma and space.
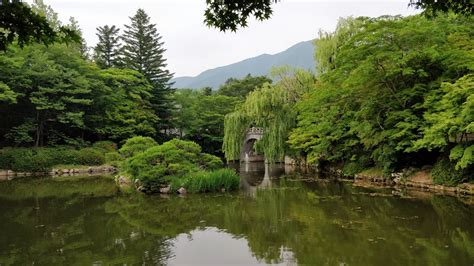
247, 127, 264, 134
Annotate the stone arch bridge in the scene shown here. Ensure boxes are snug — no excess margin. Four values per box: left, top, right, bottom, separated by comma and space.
240, 127, 264, 162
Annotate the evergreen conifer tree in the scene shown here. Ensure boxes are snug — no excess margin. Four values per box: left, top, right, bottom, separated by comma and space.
121, 9, 174, 138
94, 25, 121, 68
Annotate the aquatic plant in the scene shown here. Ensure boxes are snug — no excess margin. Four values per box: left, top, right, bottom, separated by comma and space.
169, 168, 240, 193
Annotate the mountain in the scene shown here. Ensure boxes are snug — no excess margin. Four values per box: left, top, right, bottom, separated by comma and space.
171, 40, 316, 89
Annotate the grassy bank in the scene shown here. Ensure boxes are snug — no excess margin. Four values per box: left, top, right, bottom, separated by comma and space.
169, 169, 240, 193
0, 141, 117, 173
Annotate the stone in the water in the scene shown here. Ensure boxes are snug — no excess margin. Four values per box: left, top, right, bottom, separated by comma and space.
118, 176, 131, 186
134, 179, 141, 188
160, 185, 171, 194
177, 187, 187, 194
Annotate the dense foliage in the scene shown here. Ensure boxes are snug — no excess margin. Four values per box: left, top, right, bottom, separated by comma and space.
0, 0, 80, 50
223, 67, 315, 162
287, 15, 473, 182
0, 44, 159, 146
204, 0, 277, 31
217, 74, 272, 100
0, 5, 172, 147
172, 88, 239, 155
121, 138, 235, 192
171, 75, 270, 156
118, 136, 158, 158
0, 143, 113, 172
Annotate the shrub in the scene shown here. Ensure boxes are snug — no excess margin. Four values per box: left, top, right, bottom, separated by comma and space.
0, 148, 14, 170
105, 152, 122, 167
93, 141, 117, 153
123, 139, 225, 188
77, 148, 105, 166
8, 148, 55, 173
49, 147, 80, 165
0, 146, 109, 172
199, 153, 224, 170
105, 151, 122, 162
432, 158, 466, 186
343, 162, 364, 177
119, 136, 158, 158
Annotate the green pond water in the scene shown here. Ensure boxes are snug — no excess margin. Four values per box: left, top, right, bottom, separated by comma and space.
0, 163, 473, 265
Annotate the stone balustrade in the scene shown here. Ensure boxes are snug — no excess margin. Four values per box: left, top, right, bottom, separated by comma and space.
247, 127, 264, 134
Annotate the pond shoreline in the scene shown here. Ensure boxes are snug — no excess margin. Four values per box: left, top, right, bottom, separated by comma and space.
351, 171, 474, 196
1, 163, 473, 198
0, 165, 116, 180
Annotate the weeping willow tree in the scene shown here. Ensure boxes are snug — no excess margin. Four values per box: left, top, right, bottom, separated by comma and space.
223, 67, 315, 162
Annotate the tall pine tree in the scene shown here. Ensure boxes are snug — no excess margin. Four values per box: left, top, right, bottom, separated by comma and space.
94, 25, 121, 68
121, 9, 174, 139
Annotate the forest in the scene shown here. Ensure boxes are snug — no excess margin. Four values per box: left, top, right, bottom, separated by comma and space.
224, 14, 473, 185
0, 1, 473, 188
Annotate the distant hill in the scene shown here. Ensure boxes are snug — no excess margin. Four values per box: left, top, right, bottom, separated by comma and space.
171, 40, 316, 89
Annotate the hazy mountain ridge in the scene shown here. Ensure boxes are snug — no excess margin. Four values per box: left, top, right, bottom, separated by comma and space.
171, 40, 316, 89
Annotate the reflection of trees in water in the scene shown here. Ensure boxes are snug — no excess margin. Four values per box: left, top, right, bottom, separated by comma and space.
105, 181, 474, 265
1, 176, 474, 265
0, 179, 173, 265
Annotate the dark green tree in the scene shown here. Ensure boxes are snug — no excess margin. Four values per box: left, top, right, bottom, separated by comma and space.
121, 9, 174, 138
409, 0, 473, 16
204, 0, 277, 32
87, 68, 158, 141
0, 1, 80, 50
0, 44, 93, 146
288, 14, 473, 178
173, 89, 239, 155
93, 25, 121, 68
217, 74, 272, 100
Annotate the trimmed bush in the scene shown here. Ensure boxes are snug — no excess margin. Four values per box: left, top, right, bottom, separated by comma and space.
93, 141, 117, 153
77, 148, 105, 166
119, 136, 158, 158
199, 153, 224, 170
105, 152, 122, 167
3, 148, 62, 172
50, 147, 80, 165
123, 139, 226, 189
0, 146, 110, 172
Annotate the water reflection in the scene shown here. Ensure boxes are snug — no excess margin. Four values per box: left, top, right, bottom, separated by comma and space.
0, 165, 473, 265
168, 227, 294, 265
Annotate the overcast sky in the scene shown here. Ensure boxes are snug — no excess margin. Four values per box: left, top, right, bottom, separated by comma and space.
32, 0, 420, 77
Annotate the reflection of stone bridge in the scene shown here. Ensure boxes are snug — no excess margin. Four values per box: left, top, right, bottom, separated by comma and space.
237, 163, 285, 196
241, 127, 264, 162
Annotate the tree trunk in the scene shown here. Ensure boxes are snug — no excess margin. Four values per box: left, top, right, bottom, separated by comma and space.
35, 112, 40, 147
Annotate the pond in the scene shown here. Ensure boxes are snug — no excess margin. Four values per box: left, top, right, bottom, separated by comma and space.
0, 163, 473, 265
